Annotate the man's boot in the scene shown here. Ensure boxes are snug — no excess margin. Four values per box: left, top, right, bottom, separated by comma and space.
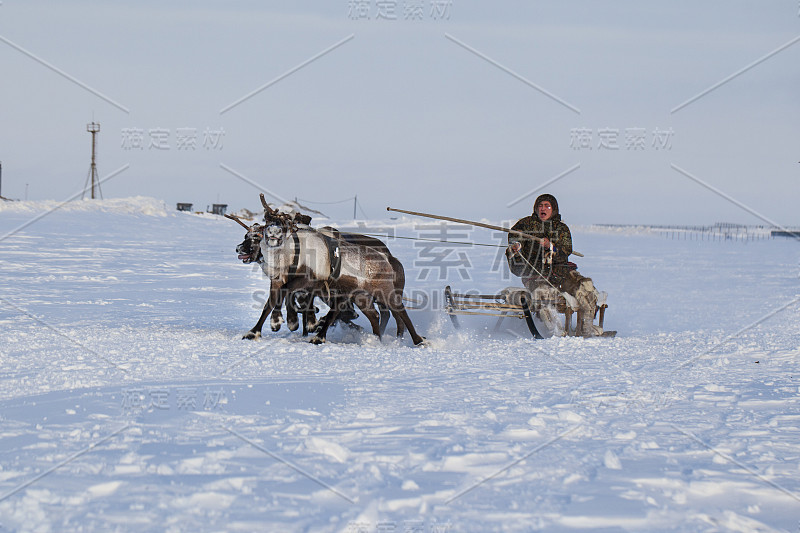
574, 277, 603, 337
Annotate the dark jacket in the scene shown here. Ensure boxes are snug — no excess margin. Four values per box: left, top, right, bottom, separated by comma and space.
506, 194, 573, 279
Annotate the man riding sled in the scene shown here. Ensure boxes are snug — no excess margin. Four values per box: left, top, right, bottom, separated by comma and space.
506, 193, 605, 337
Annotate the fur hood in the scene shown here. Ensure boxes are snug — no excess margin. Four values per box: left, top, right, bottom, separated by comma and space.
533, 194, 561, 223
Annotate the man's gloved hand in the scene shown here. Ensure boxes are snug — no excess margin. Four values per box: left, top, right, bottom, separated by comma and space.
509, 241, 522, 254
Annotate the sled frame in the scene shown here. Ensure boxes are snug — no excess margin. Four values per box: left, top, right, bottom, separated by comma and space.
445, 285, 609, 339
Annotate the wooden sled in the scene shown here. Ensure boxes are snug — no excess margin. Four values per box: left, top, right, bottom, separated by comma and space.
444, 285, 616, 338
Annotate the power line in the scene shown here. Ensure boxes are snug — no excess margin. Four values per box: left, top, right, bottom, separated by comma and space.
296, 196, 355, 205
297, 195, 371, 219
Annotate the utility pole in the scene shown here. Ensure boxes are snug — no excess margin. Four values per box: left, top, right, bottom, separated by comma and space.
353, 195, 357, 219
0, 160, 3, 199
84, 122, 101, 199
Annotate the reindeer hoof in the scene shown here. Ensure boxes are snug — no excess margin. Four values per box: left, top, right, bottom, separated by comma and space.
309, 336, 326, 345
287, 318, 299, 332
242, 331, 261, 340
413, 336, 427, 347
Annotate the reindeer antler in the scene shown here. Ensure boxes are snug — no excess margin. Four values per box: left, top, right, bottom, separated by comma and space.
224, 213, 250, 229
259, 193, 276, 216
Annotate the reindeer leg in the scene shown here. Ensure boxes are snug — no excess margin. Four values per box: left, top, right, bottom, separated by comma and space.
385, 289, 424, 346
245, 304, 271, 340
390, 310, 406, 338
303, 299, 319, 337
388, 258, 407, 338
285, 291, 301, 332
301, 304, 309, 337
245, 283, 282, 340
395, 311, 406, 338
299, 292, 316, 337
377, 301, 390, 336
353, 293, 382, 339
336, 300, 361, 331
270, 286, 289, 332
311, 295, 341, 344
270, 307, 284, 332
393, 308, 424, 346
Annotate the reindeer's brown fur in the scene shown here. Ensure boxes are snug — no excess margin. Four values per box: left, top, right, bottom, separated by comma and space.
307, 237, 423, 345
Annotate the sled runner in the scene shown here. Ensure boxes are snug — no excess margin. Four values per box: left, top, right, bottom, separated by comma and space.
444, 285, 616, 339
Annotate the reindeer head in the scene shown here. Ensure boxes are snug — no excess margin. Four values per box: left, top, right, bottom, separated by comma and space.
237, 223, 265, 263
260, 193, 297, 249
225, 214, 264, 264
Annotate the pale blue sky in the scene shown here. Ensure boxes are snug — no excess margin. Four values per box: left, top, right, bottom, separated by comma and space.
1, 1, 798, 225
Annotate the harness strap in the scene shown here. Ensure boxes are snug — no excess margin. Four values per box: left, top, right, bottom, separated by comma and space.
288, 231, 300, 277
321, 234, 342, 281
323, 281, 331, 302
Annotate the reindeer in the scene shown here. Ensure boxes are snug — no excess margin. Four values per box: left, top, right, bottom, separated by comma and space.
229, 197, 423, 345
229, 213, 392, 337
316, 226, 406, 339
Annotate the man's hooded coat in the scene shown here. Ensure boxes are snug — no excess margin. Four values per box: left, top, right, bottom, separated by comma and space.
506, 194, 573, 279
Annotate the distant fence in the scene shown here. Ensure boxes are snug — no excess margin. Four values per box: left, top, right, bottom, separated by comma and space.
594, 223, 799, 242
771, 230, 800, 239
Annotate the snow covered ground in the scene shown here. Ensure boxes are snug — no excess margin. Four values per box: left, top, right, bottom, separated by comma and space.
1, 197, 798, 532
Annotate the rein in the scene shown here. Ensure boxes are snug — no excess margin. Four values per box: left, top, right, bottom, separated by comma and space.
358, 233, 506, 248
387, 206, 584, 258
514, 248, 565, 294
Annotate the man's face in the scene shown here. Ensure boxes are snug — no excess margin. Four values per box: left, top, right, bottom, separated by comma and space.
537, 201, 553, 221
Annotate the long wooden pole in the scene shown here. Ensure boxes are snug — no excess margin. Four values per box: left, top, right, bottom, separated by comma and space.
386, 206, 584, 257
